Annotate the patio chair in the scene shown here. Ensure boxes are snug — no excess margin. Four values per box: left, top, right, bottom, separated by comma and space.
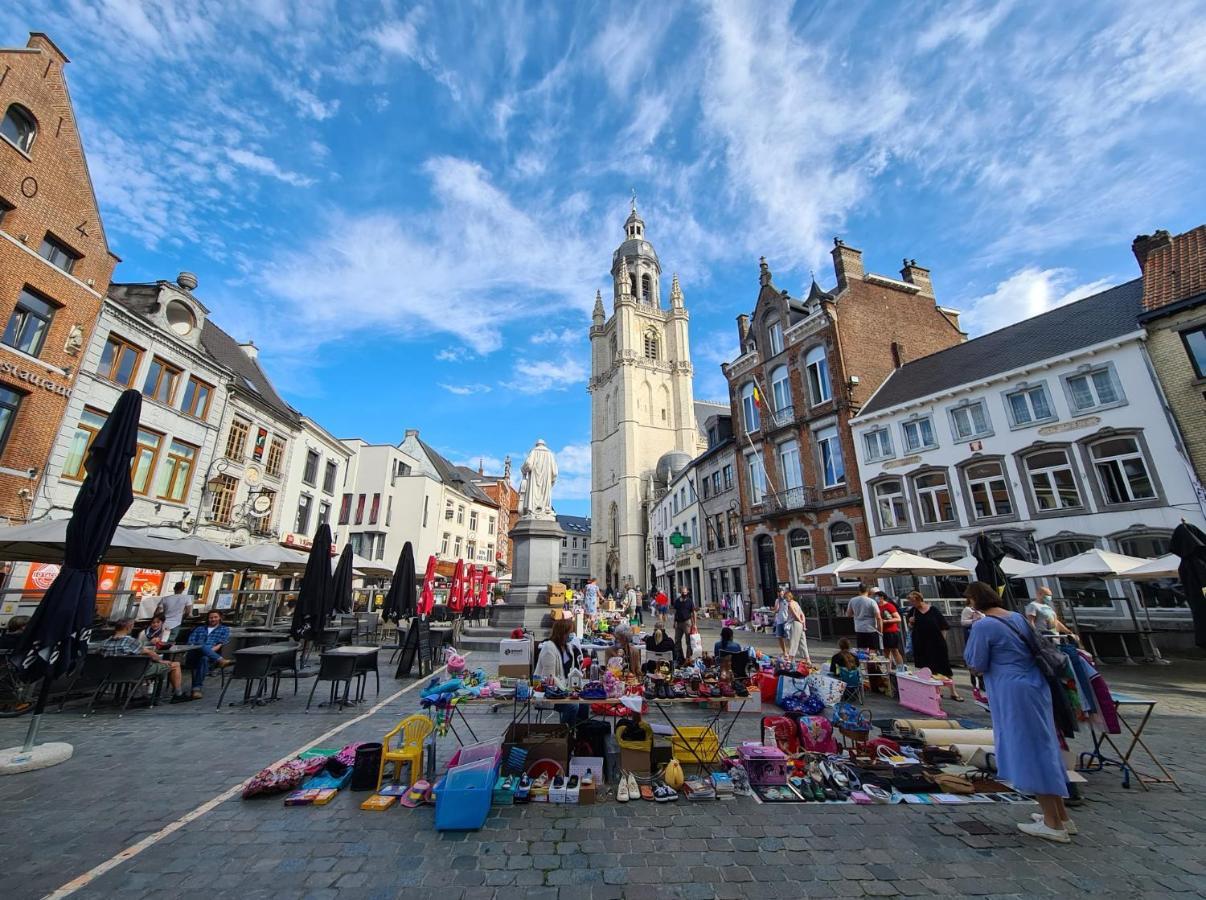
377, 713, 433, 789
85, 655, 154, 716
216, 653, 274, 708
305, 652, 357, 711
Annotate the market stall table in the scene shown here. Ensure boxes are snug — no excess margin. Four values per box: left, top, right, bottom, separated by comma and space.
1077, 691, 1181, 791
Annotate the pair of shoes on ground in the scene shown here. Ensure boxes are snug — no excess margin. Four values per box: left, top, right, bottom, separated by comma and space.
617, 771, 640, 802
1019, 814, 1077, 842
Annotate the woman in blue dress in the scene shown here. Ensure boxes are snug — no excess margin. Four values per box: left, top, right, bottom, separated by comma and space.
963, 582, 1073, 843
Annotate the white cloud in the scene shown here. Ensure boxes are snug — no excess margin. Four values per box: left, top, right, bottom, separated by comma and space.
225, 147, 314, 187
256, 157, 601, 356
505, 353, 589, 395
435, 346, 473, 362
552, 441, 592, 502
530, 327, 581, 345
958, 267, 1116, 336
439, 382, 493, 396
272, 78, 340, 121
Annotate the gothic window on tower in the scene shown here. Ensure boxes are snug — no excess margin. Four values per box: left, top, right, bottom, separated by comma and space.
644, 330, 659, 360
641, 274, 652, 304
609, 335, 617, 360
609, 503, 618, 548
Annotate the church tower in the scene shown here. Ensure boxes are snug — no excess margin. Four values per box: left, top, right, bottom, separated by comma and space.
589, 202, 697, 592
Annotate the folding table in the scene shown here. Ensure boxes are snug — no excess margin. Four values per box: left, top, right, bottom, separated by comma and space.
1077, 691, 1181, 791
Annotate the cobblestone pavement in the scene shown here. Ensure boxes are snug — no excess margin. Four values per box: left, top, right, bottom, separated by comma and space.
2, 629, 1205, 900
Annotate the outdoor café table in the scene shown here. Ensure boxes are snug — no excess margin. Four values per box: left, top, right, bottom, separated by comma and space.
322, 645, 379, 701
233, 642, 301, 704
1077, 692, 1181, 791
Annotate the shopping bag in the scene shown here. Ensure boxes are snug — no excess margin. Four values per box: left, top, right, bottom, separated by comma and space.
775, 674, 811, 706
689, 630, 703, 657
804, 673, 846, 707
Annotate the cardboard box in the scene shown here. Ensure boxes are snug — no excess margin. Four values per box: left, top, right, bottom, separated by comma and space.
498, 638, 533, 679
503, 722, 569, 772
621, 746, 650, 773
579, 782, 596, 805
569, 756, 604, 781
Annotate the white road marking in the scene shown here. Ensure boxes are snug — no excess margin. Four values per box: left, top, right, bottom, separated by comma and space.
44, 661, 454, 899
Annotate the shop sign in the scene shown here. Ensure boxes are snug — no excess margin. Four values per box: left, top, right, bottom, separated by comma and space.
1039, 416, 1101, 436
24, 562, 60, 592
98, 565, 122, 592
130, 568, 164, 597
0, 361, 70, 397
281, 532, 313, 550
253, 427, 267, 461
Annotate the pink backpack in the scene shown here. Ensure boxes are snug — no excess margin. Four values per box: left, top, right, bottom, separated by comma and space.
798, 715, 838, 753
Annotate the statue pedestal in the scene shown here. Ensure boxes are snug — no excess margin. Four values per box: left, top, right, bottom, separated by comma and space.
492, 517, 563, 630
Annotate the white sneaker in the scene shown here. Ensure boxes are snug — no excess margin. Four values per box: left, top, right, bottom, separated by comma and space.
1018, 821, 1071, 843
1031, 812, 1078, 835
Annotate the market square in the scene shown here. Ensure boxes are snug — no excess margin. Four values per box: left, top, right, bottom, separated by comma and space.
3, 3, 1206, 899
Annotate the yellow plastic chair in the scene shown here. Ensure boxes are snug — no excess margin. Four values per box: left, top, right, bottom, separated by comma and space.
377, 714, 433, 790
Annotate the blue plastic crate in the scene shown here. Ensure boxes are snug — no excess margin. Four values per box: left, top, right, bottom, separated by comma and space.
435, 759, 496, 831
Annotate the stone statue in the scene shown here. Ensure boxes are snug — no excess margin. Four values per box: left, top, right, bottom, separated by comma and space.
518, 439, 557, 520
63, 323, 84, 356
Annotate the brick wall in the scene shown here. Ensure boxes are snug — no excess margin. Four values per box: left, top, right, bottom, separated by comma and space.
1145, 308, 1206, 480
0, 33, 117, 522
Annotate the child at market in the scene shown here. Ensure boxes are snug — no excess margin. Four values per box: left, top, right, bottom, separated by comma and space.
828, 638, 861, 698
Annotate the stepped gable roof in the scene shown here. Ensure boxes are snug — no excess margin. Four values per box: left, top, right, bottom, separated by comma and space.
859, 278, 1143, 416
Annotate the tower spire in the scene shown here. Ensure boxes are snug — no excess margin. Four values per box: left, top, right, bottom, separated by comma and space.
593, 288, 605, 323
670, 273, 684, 308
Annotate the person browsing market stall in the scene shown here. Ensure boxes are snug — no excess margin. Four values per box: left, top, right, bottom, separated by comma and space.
963, 581, 1074, 843
904, 591, 964, 701
534, 617, 587, 725
875, 590, 904, 664
672, 585, 696, 662
846, 584, 882, 651
610, 624, 642, 673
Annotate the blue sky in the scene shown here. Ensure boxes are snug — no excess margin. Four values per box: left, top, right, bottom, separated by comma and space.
6, 1, 1206, 516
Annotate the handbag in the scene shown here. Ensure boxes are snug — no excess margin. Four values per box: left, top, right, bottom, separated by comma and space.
995, 615, 1066, 679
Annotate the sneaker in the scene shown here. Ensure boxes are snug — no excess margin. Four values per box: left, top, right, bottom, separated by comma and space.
190, 689, 203, 699
169, 693, 193, 704
566, 775, 580, 804
1018, 821, 1071, 843
653, 782, 678, 803
1032, 813, 1078, 835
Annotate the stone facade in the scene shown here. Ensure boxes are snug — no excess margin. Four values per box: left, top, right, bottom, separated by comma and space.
278, 415, 350, 551
555, 514, 591, 589
471, 458, 519, 576
589, 204, 699, 592
0, 33, 120, 523
695, 412, 748, 607
723, 243, 964, 607
1134, 226, 1206, 484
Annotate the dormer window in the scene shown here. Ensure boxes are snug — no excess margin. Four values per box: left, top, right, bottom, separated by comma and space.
1, 104, 36, 154
165, 299, 196, 337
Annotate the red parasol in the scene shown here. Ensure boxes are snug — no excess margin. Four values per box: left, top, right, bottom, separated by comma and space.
476, 568, 495, 607
419, 554, 437, 616
448, 558, 466, 613
466, 564, 479, 604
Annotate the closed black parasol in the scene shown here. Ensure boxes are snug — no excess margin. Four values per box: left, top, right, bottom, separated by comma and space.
1171, 522, 1206, 649
381, 541, 416, 622
331, 544, 355, 616
291, 523, 334, 640
971, 532, 1014, 607
14, 390, 141, 682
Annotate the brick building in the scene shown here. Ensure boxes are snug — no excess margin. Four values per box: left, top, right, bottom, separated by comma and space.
0, 33, 120, 523
470, 457, 518, 576
721, 241, 964, 608
1134, 225, 1206, 485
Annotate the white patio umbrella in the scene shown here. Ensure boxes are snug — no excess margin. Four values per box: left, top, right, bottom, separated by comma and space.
328, 554, 394, 578
0, 519, 201, 569
228, 542, 310, 574
1115, 553, 1181, 581
841, 550, 970, 578
952, 554, 1037, 578
802, 557, 864, 578
1024, 548, 1161, 661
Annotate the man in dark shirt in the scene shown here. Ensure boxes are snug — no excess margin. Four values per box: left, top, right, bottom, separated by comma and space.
672, 587, 696, 662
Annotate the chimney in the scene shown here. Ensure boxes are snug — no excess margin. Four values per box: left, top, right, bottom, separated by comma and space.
900, 258, 933, 295
831, 237, 864, 287
238, 340, 258, 361
736, 313, 751, 349
890, 341, 906, 369
405, 428, 419, 440
1132, 230, 1172, 272
758, 256, 772, 287
177, 271, 198, 291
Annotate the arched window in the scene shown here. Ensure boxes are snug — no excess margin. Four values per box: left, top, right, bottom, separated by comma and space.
804, 346, 831, 404
608, 335, 617, 361
641, 274, 652, 304
828, 521, 856, 563
740, 382, 760, 433
644, 329, 659, 360
767, 319, 784, 355
629, 274, 637, 297
609, 502, 619, 548
769, 365, 791, 417
789, 528, 813, 585
1, 104, 36, 153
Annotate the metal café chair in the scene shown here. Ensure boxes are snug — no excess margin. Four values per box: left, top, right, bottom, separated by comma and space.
216, 653, 275, 707
306, 652, 358, 711
352, 649, 380, 701
85, 656, 155, 716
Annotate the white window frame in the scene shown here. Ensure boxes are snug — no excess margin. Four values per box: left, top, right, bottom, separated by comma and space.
1061, 363, 1126, 414
1024, 449, 1084, 512
804, 346, 831, 405
947, 399, 993, 442
873, 480, 909, 531
767, 319, 784, 356
769, 365, 791, 418
965, 460, 1013, 520
862, 427, 893, 462
901, 416, 937, 453
816, 425, 845, 488
914, 470, 956, 525
745, 452, 767, 504
1003, 382, 1056, 429
1089, 436, 1156, 505
740, 382, 760, 433
777, 438, 802, 492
